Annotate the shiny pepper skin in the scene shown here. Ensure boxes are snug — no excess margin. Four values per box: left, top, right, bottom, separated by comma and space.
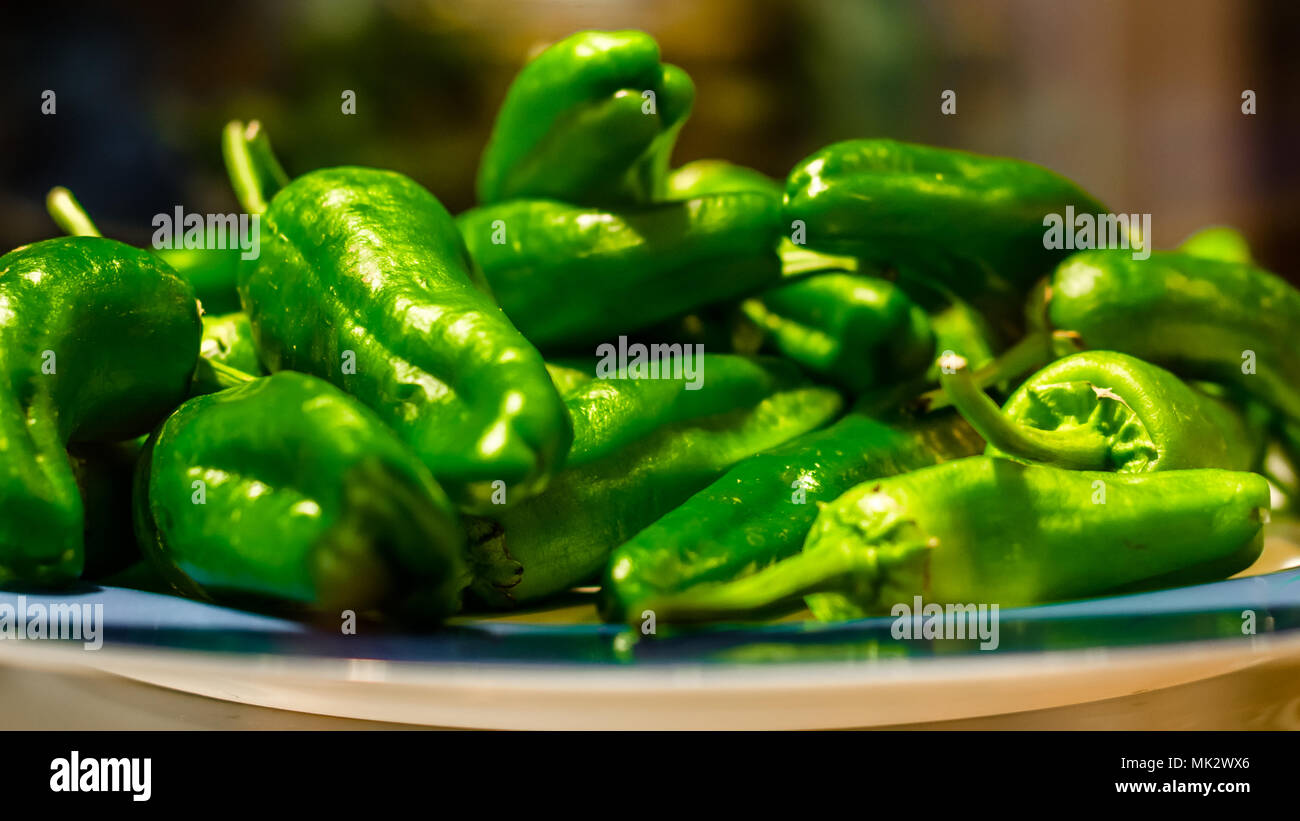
643, 458, 1269, 624
1041, 249, 1300, 428
784, 139, 1107, 336
456, 192, 782, 350
238, 166, 571, 512
0, 237, 200, 586
942, 350, 1259, 473
465, 355, 843, 607
134, 372, 467, 621
476, 30, 695, 206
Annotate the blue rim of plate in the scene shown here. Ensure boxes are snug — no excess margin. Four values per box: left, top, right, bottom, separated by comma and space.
4, 567, 1300, 666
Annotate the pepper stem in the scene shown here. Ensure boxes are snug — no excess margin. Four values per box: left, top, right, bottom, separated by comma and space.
917, 331, 1052, 412
939, 352, 1112, 470
640, 548, 864, 624
46, 187, 102, 237
190, 359, 258, 397
222, 120, 290, 216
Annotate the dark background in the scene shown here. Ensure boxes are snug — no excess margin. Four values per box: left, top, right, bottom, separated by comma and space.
2, 0, 1298, 273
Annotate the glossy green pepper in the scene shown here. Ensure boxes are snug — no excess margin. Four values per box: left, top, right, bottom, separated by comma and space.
224, 121, 571, 511
0, 237, 201, 586
456, 193, 782, 349
640, 458, 1269, 623
664, 160, 782, 200
940, 350, 1259, 473
134, 371, 467, 620
476, 30, 694, 205
737, 273, 934, 393
784, 139, 1107, 335
200, 312, 264, 376
598, 401, 983, 622
1039, 249, 1300, 427
466, 355, 843, 607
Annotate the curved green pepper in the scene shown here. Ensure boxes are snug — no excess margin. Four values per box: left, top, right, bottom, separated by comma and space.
134, 371, 467, 620
598, 402, 983, 622
200, 312, 264, 376
1041, 249, 1300, 427
737, 273, 934, 393
465, 355, 843, 607
225, 122, 571, 512
0, 237, 201, 586
940, 350, 1258, 473
641, 458, 1269, 623
784, 139, 1107, 335
456, 193, 782, 349
477, 30, 694, 205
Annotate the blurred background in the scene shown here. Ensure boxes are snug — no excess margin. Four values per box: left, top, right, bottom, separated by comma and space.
2, 0, 1298, 271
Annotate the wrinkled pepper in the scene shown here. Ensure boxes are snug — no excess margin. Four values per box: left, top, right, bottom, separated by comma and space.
456, 192, 782, 349
465, 355, 843, 607
0, 237, 200, 586
599, 401, 983, 622
784, 139, 1107, 335
940, 350, 1259, 473
134, 371, 467, 620
224, 121, 571, 511
1039, 249, 1300, 427
641, 458, 1269, 623
476, 30, 694, 205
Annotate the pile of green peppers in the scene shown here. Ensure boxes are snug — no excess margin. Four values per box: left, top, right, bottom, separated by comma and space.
3, 30, 1292, 635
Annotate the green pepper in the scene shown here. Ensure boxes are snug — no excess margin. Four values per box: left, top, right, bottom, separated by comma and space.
224, 121, 571, 512
598, 402, 983, 622
640, 458, 1269, 623
456, 193, 782, 349
736, 273, 934, 393
940, 350, 1258, 473
1040, 249, 1300, 427
465, 355, 843, 607
664, 160, 782, 200
199, 311, 264, 376
1177, 225, 1253, 264
0, 237, 201, 586
134, 371, 467, 620
784, 139, 1107, 335
476, 30, 694, 205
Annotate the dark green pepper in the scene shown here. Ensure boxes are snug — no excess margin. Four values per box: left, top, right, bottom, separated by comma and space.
466, 355, 843, 607
641, 458, 1269, 623
737, 273, 934, 393
940, 350, 1258, 473
224, 121, 571, 512
0, 237, 201, 586
70, 438, 146, 579
134, 371, 467, 620
1040, 249, 1300, 427
598, 401, 983, 622
784, 139, 1107, 335
456, 193, 782, 349
476, 30, 694, 205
